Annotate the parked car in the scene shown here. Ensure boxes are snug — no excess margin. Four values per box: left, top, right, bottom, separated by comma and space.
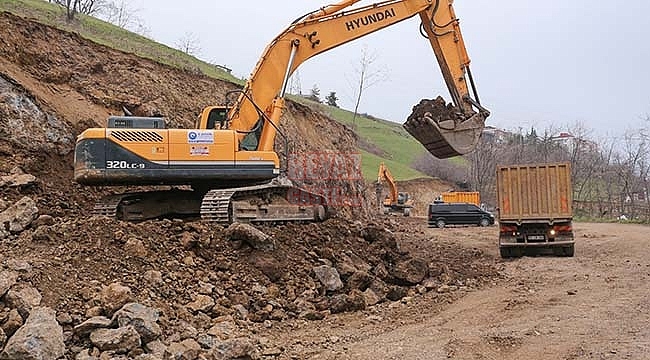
428, 202, 495, 228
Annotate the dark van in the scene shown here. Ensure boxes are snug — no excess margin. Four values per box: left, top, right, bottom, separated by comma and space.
428, 202, 495, 228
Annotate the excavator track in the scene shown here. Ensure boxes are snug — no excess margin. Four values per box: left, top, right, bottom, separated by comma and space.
200, 183, 327, 224
92, 194, 123, 217
91, 184, 327, 224
200, 190, 235, 223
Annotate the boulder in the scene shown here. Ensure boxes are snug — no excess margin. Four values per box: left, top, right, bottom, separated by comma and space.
74, 316, 114, 336
225, 223, 274, 251
165, 339, 201, 360
1, 309, 23, 337
186, 295, 215, 314
390, 258, 429, 285
212, 337, 259, 360
89, 326, 141, 354
0, 196, 38, 235
313, 265, 343, 292
0, 307, 65, 360
112, 303, 161, 343
0, 271, 18, 298
4, 285, 42, 318
0, 173, 37, 188
328, 290, 366, 314
99, 283, 133, 315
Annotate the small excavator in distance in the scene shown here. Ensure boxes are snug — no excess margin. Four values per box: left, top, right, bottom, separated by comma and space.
74, 0, 489, 223
376, 162, 414, 216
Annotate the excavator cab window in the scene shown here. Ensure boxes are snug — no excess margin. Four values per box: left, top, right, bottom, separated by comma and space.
206, 108, 227, 129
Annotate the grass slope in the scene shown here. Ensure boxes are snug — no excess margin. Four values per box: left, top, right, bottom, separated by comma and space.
1, 0, 431, 180
0, 0, 240, 83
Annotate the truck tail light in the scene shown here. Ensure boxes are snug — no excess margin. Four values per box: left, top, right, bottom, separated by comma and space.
500, 225, 517, 234
552, 224, 572, 234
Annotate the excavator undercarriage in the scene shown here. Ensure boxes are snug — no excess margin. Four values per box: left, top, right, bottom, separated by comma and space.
92, 182, 327, 224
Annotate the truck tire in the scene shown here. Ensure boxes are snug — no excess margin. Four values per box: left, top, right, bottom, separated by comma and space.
403, 208, 411, 217
436, 219, 446, 228
479, 218, 490, 227
499, 247, 511, 258
564, 244, 575, 257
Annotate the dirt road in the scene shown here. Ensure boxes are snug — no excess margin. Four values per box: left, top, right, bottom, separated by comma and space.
265, 222, 650, 359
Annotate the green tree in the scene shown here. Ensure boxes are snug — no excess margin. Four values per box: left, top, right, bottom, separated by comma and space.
325, 91, 339, 107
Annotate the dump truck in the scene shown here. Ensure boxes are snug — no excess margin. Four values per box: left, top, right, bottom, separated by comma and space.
440, 191, 480, 206
496, 163, 574, 258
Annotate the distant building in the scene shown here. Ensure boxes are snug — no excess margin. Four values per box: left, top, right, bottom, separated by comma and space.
482, 126, 511, 143
551, 132, 598, 152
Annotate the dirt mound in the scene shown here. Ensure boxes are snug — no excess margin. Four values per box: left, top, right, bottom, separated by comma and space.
394, 177, 453, 217
406, 97, 465, 125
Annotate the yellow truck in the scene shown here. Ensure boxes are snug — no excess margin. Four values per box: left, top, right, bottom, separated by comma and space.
496, 163, 574, 258
440, 191, 480, 206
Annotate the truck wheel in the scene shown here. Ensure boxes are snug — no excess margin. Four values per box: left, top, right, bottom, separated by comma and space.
479, 218, 490, 227
499, 247, 511, 258
436, 219, 446, 228
403, 208, 411, 217
564, 244, 575, 257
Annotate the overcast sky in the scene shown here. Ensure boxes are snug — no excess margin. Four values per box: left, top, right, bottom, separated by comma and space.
137, 0, 650, 137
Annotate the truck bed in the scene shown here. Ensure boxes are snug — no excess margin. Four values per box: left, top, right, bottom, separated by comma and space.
496, 163, 572, 222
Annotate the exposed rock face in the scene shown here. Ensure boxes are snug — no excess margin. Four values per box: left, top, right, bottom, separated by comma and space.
0, 307, 65, 360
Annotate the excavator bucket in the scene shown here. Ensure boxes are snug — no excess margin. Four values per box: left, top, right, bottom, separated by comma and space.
403, 97, 486, 159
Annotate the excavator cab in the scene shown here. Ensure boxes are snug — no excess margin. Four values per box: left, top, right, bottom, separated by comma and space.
397, 192, 409, 205
199, 106, 228, 130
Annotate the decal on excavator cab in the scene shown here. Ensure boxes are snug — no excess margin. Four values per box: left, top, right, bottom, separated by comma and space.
187, 131, 214, 144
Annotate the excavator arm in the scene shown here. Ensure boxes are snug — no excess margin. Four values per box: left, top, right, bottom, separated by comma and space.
226, 0, 488, 158
378, 162, 399, 204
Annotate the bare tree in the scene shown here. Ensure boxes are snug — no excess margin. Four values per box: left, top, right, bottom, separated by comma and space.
101, 0, 140, 30
465, 136, 501, 205
51, 0, 107, 21
346, 45, 388, 126
412, 153, 467, 190
175, 32, 201, 56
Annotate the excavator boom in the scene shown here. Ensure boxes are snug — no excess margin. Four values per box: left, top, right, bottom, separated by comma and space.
228, 0, 488, 158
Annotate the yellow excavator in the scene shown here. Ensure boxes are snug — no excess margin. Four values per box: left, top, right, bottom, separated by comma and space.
376, 162, 414, 216
74, 0, 489, 223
